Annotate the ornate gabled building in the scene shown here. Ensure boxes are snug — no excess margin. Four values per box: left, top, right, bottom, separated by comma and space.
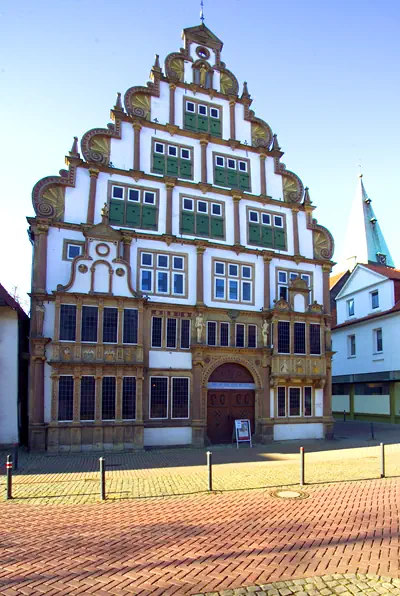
28, 23, 334, 451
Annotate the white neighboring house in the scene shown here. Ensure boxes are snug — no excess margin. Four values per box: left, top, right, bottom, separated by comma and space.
0, 285, 30, 446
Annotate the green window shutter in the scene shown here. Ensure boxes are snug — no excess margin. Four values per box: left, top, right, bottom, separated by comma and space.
109, 200, 125, 225
196, 214, 210, 236
239, 173, 250, 191
142, 206, 158, 230
152, 154, 165, 174
210, 217, 224, 239
180, 160, 192, 179
274, 228, 286, 250
166, 157, 178, 175
210, 119, 221, 137
184, 113, 197, 131
126, 203, 141, 226
227, 170, 239, 188
181, 212, 195, 234
197, 116, 209, 132
248, 223, 261, 245
215, 167, 227, 186
262, 226, 274, 248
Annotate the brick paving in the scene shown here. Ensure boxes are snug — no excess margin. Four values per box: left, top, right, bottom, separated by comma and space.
0, 477, 399, 594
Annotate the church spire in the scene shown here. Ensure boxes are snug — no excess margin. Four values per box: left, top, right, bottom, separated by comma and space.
340, 174, 394, 270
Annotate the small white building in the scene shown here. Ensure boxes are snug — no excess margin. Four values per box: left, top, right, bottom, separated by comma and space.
0, 285, 29, 446
332, 176, 400, 423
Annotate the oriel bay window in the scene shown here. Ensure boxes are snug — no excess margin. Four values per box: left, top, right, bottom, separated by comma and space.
139, 250, 187, 298
180, 196, 224, 239
276, 386, 313, 417
81, 306, 98, 343
294, 322, 306, 355
151, 316, 191, 349
122, 377, 136, 420
277, 321, 290, 354
309, 324, 321, 355
152, 139, 193, 180
103, 307, 118, 343
277, 269, 312, 302
149, 376, 190, 420
123, 309, 138, 344
214, 153, 251, 191
108, 183, 158, 230
212, 259, 254, 304
184, 98, 222, 137
80, 376, 95, 421
102, 377, 116, 420
59, 304, 138, 345
59, 305, 77, 341
248, 208, 286, 250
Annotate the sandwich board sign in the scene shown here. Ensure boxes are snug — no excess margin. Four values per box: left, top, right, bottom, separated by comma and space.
234, 419, 252, 448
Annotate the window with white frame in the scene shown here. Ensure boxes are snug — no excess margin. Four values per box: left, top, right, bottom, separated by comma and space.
276, 386, 312, 418
277, 269, 312, 303
152, 139, 193, 180
149, 377, 168, 419
108, 182, 159, 230
149, 376, 190, 420
212, 259, 254, 304
171, 377, 190, 419
374, 328, 383, 353
180, 196, 225, 239
347, 298, 355, 317
371, 290, 379, 310
213, 153, 251, 191
248, 208, 287, 250
348, 334, 356, 357
184, 98, 222, 137
138, 250, 187, 298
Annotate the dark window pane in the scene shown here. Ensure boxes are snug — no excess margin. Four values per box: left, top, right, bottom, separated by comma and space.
309, 324, 321, 355
248, 325, 257, 348
289, 387, 301, 416
236, 324, 245, 348
103, 307, 118, 343
152, 317, 162, 347
220, 322, 229, 347
277, 386, 286, 417
180, 319, 190, 349
80, 376, 95, 420
172, 377, 189, 418
123, 309, 138, 344
81, 306, 98, 342
150, 377, 168, 418
58, 376, 74, 421
294, 322, 306, 354
122, 377, 136, 419
278, 321, 290, 354
207, 322, 217, 346
59, 305, 76, 341
102, 377, 116, 420
166, 318, 177, 349
304, 386, 312, 417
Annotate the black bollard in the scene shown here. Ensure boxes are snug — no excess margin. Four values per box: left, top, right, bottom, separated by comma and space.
207, 451, 212, 491
99, 457, 106, 501
343, 410, 346, 422
371, 422, 375, 440
380, 443, 385, 478
13, 444, 18, 471
300, 446, 305, 486
6, 455, 12, 500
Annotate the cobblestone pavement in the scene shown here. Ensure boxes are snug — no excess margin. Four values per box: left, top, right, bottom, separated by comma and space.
0, 477, 399, 594
196, 574, 400, 595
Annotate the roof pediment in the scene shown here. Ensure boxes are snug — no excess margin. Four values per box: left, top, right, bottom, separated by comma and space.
83, 221, 122, 242
182, 24, 223, 51
336, 264, 389, 299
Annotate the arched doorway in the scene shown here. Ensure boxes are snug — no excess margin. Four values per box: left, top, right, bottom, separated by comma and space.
207, 363, 255, 444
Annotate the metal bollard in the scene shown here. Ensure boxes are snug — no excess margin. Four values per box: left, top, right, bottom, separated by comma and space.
207, 450, 212, 492
13, 444, 18, 471
6, 455, 12, 500
371, 422, 375, 440
343, 410, 346, 422
300, 447, 305, 487
380, 443, 385, 478
99, 457, 106, 501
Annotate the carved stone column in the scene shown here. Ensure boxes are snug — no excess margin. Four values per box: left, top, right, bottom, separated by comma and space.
122, 235, 132, 264
229, 97, 236, 140
232, 192, 241, 245
33, 223, 49, 294
87, 168, 99, 224
192, 360, 205, 447
323, 359, 334, 439
292, 207, 300, 255
263, 252, 272, 310
196, 243, 206, 305
132, 121, 142, 171
200, 138, 208, 184
169, 83, 176, 125
322, 264, 332, 314
165, 178, 175, 235
258, 360, 273, 443
259, 152, 267, 196
29, 337, 50, 450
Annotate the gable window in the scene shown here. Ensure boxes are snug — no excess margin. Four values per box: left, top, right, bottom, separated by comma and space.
248, 208, 287, 251
371, 290, 379, 310
152, 139, 193, 180
180, 196, 225, 240
374, 328, 383, 353
213, 153, 251, 191
347, 298, 355, 317
63, 240, 85, 261
212, 259, 254, 304
58, 376, 74, 421
138, 250, 187, 298
59, 305, 77, 341
184, 98, 222, 137
348, 334, 356, 357
278, 321, 290, 354
108, 182, 158, 231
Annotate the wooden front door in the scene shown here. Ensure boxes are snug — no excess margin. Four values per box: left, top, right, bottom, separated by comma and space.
207, 390, 255, 444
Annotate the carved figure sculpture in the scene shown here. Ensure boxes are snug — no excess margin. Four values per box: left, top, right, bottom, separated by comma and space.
195, 313, 204, 343
199, 63, 207, 87
324, 320, 332, 350
35, 301, 45, 336
261, 319, 269, 347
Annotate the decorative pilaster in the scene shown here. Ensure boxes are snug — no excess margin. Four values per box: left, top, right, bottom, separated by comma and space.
292, 207, 300, 255
196, 243, 206, 305
191, 358, 205, 447
322, 263, 332, 314
229, 97, 236, 140
87, 168, 99, 224
263, 252, 272, 310
29, 337, 50, 450
73, 370, 81, 423
136, 372, 144, 422
232, 192, 241, 245
117, 300, 124, 344
259, 152, 267, 196
98, 300, 104, 344
200, 137, 208, 184
116, 371, 123, 421
122, 235, 132, 264
95, 368, 102, 422
165, 178, 176, 235
33, 223, 49, 294
132, 121, 142, 171
169, 83, 176, 125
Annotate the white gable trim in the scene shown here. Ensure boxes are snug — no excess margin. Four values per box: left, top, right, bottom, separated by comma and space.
336, 264, 389, 300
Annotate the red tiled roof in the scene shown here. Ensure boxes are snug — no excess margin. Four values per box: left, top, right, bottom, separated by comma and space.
361, 263, 400, 280
0, 284, 29, 319
329, 271, 347, 290
333, 300, 400, 330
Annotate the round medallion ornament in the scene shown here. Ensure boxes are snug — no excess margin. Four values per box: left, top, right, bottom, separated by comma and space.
196, 46, 210, 60
116, 268, 125, 277
95, 243, 110, 257
78, 264, 88, 273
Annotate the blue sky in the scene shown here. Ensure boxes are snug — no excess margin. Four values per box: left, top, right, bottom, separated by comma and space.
1, 0, 399, 308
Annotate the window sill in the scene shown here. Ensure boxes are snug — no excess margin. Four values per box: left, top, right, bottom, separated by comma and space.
347, 355, 356, 359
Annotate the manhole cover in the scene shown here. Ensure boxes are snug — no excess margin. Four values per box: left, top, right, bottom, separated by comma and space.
270, 489, 309, 500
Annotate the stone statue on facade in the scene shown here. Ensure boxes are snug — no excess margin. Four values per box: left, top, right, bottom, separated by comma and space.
261, 319, 269, 347
324, 320, 332, 350
195, 313, 204, 343
35, 301, 45, 336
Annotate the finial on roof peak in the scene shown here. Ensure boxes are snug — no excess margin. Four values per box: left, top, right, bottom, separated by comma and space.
114, 92, 123, 111
271, 133, 281, 152
241, 81, 250, 99
200, 0, 205, 23
303, 187, 312, 206
69, 136, 79, 157
153, 54, 161, 71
